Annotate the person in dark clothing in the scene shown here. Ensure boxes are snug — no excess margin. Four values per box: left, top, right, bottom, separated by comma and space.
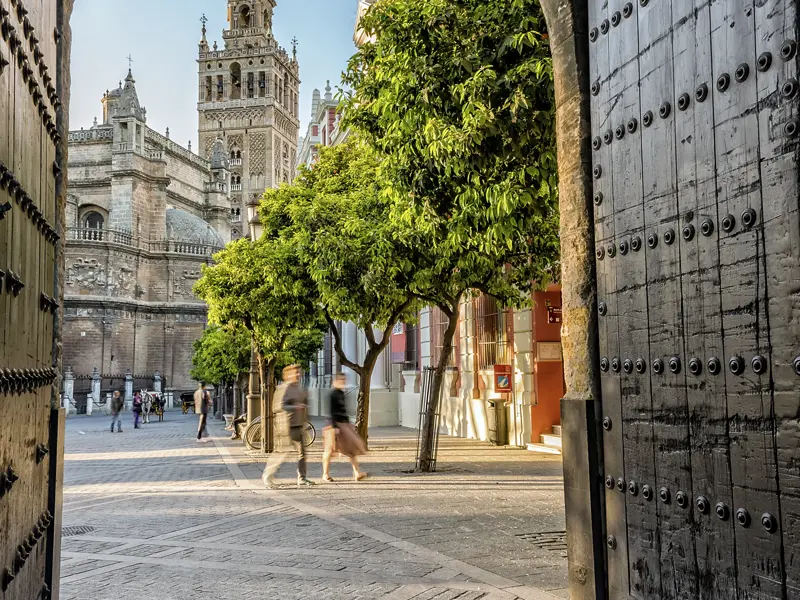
132, 392, 143, 429
194, 383, 211, 441
322, 373, 367, 482
110, 391, 124, 433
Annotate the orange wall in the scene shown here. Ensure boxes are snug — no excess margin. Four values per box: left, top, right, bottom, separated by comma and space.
529, 286, 565, 442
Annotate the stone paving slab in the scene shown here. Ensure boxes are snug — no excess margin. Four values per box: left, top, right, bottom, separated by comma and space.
60, 412, 568, 599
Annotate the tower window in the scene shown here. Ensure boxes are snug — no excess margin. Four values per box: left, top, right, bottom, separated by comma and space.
83, 211, 104, 230
230, 62, 242, 100
219, 121, 223, 130
240, 5, 251, 27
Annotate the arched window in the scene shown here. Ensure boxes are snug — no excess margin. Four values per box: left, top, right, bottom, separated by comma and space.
230, 62, 242, 100
230, 150, 236, 160
83, 211, 104, 230
239, 5, 251, 27
236, 150, 242, 159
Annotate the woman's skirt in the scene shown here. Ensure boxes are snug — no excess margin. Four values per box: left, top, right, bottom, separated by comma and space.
327, 422, 366, 458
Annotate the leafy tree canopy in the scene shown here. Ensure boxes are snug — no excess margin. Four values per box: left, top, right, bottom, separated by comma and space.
343, 0, 560, 307
194, 238, 324, 367
190, 324, 251, 385
261, 139, 421, 337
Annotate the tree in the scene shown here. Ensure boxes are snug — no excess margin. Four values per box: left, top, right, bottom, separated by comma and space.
195, 238, 325, 453
343, 0, 560, 470
190, 324, 251, 415
261, 139, 421, 441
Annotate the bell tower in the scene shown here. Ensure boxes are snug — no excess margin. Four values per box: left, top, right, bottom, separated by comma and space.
197, 1, 300, 240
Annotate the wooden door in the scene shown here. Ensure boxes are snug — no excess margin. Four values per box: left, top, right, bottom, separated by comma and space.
0, 0, 65, 598
589, 0, 800, 598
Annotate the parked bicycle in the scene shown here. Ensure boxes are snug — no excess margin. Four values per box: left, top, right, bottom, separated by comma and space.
243, 416, 315, 451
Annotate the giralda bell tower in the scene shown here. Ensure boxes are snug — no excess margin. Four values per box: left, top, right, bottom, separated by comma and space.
197, 1, 300, 239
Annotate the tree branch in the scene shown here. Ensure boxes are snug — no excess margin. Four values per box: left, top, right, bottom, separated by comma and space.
324, 309, 363, 375
364, 325, 377, 348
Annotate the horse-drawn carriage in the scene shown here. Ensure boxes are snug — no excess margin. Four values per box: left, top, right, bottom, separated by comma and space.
139, 390, 166, 423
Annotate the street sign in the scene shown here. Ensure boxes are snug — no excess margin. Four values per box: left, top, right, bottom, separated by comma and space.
547, 305, 562, 324
493, 365, 513, 393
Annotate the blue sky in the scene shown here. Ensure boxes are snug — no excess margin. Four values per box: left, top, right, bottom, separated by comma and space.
69, 0, 359, 150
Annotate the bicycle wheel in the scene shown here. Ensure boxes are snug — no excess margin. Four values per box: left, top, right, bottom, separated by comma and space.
244, 417, 262, 451
302, 421, 316, 447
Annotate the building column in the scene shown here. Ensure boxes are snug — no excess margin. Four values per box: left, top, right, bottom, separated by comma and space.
513, 308, 534, 447
370, 328, 387, 389
62, 366, 74, 413
124, 369, 133, 408
90, 367, 101, 415
342, 321, 358, 387
419, 308, 432, 368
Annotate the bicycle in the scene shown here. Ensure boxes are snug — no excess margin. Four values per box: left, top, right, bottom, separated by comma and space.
243, 416, 316, 451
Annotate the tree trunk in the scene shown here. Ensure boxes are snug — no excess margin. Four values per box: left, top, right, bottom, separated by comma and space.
354, 352, 379, 444
417, 301, 461, 472
257, 355, 276, 454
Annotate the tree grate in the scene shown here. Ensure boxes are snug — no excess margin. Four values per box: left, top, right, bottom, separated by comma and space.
61, 526, 96, 537
515, 531, 568, 557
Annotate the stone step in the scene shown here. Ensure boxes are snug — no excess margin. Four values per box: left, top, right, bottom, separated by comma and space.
551, 425, 562, 436
540, 433, 563, 449
526, 442, 562, 455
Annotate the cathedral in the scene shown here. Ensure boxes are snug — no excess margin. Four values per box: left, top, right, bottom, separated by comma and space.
62, 0, 300, 401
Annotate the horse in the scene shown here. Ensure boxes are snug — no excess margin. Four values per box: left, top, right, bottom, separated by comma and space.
140, 390, 165, 423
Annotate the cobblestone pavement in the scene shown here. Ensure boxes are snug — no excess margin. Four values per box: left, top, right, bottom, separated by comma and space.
60, 412, 568, 600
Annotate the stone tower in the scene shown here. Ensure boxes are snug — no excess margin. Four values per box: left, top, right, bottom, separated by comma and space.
197, 1, 300, 240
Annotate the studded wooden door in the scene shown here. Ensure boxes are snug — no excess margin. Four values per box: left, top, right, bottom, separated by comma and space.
0, 0, 64, 599
589, 0, 799, 598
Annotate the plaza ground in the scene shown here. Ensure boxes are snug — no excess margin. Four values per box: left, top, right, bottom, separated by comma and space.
60, 412, 568, 599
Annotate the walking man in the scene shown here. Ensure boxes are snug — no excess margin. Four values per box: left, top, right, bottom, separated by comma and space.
263, 365, 314, 488
194, 383, 211, 441
110, 390, 124, 433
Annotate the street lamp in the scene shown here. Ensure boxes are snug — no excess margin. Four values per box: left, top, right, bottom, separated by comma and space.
246, 195, 263, 240
245, 194, 271, 453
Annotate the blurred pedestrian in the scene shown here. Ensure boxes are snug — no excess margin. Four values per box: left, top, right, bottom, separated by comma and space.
263, 365, 314, 488
110, 390, 124, 433
132, 392, 143, 429
322, 373, 367, 482
194, 382, 211, 441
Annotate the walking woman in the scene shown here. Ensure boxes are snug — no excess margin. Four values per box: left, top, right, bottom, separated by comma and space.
322, 373, 367, 482
132, 391, 143, 429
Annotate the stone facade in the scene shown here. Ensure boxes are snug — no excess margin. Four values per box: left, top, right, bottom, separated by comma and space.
197, 0, 301, 240
64, 70, 231, 392
296, 82, 347, 172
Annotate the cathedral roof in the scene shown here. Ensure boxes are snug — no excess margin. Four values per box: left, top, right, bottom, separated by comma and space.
166, 209, 224, 248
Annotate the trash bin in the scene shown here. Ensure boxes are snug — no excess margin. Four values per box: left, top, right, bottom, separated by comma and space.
487, 400, 509, 446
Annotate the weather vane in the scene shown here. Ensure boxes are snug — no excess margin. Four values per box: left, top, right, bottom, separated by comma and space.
291, 37, 298, 51
200, 13, 208, 32
126, 54, 134, 70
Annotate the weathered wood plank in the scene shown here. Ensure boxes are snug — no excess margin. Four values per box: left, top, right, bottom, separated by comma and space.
638, 1, 698, 598
753, 0, 800, 596
709, 0, 785, 597
606, 2, 662, 598
672, 1, 739, 597
0, 0, 60, 598
589, 0, 631, 596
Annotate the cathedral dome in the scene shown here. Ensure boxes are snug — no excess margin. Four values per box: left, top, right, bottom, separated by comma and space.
165, 209, 224, 248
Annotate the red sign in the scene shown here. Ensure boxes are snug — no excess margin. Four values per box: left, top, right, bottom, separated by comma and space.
494, 365, 513, 393
547, 305, 562, 324
391, 323, 406, 363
